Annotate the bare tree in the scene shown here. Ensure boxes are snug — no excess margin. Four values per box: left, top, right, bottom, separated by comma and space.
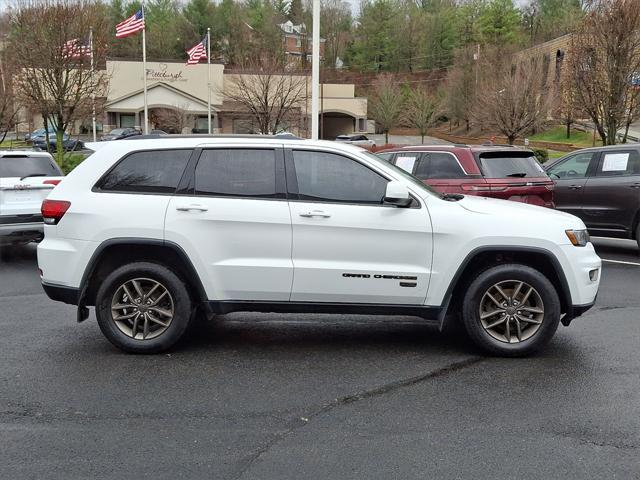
476, 54, 553, 145
567, 0, 640, 145
404, 87, 440, 144
0, 50, 20, 144
7, 0, 109, 163
224, 57, 307, 134
445, 46, 477, 132
368, 74, 404, 145
151, 104, 194, 134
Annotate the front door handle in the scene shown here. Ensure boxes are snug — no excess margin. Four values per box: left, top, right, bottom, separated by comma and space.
631, 183, 640, 189
568, 185, 583, 190
176, 204, 208, 212
299, 210, 331, 218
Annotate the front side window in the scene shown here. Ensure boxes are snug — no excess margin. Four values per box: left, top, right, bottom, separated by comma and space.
596, 150, 640, 177
292, 150, 387, 204
195, 149, 277, 198
99, 149, 191, 193
547, 152, 594, 179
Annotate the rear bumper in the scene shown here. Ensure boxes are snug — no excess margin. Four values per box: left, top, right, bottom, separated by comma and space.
0, 222, 44, 244
42, 281, 79, 305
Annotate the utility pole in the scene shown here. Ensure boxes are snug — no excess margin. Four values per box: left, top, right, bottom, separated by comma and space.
310, 0, 320, 140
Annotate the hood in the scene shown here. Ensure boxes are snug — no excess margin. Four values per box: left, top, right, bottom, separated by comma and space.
457, 194, 584, 227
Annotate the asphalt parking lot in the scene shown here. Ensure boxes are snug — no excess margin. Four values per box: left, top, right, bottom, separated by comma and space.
1, 239, 639, 479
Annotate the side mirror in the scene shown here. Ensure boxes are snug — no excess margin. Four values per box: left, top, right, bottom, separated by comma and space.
383, 181, 412, 208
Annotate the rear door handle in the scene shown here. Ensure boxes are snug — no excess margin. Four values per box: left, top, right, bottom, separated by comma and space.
176, 204, 208, 212
568, 185, 583, 190
299, 210, 331, 218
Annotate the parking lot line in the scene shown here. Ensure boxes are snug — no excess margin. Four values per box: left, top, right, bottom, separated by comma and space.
602, 258, 640, 267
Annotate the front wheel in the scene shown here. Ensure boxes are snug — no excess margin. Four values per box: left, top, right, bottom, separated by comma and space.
461, 264, 561, 357
95, 262, 193, 353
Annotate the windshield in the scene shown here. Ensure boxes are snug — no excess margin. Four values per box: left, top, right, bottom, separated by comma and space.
0, 155, 61, 178
109, 129, 126, 135
478, 152, 547, 178
360, 150, 440, 197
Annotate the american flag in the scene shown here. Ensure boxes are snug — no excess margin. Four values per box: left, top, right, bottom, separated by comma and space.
62, 38, 91, 59
116, 9, 145, 38
186, 36, 207, 65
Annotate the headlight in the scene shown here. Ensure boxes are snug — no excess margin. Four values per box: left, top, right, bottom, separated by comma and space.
565, 229, 590, 247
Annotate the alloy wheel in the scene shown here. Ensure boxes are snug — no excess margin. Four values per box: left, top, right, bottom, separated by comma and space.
478, 280, 544, 343
111, 278, 174, 340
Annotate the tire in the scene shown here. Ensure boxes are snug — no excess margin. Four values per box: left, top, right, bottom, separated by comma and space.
461, 264, 561, 357
95, 262, 193, 353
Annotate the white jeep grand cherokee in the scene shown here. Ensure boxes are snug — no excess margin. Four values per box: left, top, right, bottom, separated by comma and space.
37, 137, 601, 356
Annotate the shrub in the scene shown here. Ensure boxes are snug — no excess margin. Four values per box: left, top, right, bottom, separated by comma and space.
532, 148, 549, 164
59, 153, 87, 174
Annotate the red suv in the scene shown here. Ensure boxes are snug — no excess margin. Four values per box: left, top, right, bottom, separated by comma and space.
377, 144, 554, 207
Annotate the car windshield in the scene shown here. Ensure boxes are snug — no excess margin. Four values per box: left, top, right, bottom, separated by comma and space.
109, 129, 126, 135
360, 150, 440, 197
478, 151, 547, 178
336, 135, 351, 140
0, 155, 61, 178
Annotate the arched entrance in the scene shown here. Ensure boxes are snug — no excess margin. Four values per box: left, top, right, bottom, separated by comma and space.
320, 111, 357, 140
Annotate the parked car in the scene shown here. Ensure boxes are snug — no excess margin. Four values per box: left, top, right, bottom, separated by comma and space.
24, 127, 56, 143
545, 145, 640, 249
0, 151, 64, 246
336, 134, 376, 148
101, 128, 141, 141
38, 137, 600, 356
377, 144, 555, 208
32, 133, 84, 152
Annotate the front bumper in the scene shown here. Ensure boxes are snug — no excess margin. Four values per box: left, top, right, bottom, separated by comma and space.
0, 222, 44, 245
561, 297, 597, 326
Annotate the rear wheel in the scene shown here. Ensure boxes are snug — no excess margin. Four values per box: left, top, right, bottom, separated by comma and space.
95, 262, 193, 353
461, 264, 561, 357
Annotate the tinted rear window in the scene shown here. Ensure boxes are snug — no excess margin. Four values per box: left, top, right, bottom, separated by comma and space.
478, 152, 547, 178
99, 149, 191, 193
195, 149, 278, 198
0, 155, 61, 178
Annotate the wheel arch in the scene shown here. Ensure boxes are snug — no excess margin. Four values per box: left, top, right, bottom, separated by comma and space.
442, 246, 572, 319
79, 238, 209, 310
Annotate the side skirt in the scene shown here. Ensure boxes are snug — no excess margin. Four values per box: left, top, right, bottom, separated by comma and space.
208, 300, 442, 320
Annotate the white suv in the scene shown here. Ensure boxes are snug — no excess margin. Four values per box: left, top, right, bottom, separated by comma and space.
1, 151, 63, 246
37, 137, 601, 356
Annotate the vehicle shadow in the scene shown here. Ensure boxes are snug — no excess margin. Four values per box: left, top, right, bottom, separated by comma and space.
177, 312, 478, 356
0, 243, 38, 263
591, 237, 639, 259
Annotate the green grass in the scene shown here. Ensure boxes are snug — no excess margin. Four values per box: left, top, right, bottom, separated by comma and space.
547, 150, 567, 160
0, 139, 28, 149
530, 126, 602, 148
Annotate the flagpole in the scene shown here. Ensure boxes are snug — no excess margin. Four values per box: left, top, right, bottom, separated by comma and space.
141, 2, 149, 134
207, 28, 211, 135
90, 27, 96, 143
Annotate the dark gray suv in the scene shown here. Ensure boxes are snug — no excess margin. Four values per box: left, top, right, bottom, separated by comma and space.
545, 145, 640, 249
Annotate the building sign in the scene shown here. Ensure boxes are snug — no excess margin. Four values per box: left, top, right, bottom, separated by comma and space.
146, 63, 186, 83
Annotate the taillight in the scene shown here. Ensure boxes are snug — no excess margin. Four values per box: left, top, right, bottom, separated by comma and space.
43, 179, 61, 186
41, 199, 71, 225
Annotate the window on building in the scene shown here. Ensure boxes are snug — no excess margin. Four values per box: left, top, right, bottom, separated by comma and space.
120, 114, 135, 128
195, 149, 278, 198
357, 118, 367, 132
292, 150, 387, 204
99, 150, 192, 193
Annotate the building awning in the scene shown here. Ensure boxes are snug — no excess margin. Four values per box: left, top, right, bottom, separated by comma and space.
105, 82, 216, 114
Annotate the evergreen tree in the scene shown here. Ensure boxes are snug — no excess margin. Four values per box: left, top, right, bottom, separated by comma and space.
479, 0, 521, 46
